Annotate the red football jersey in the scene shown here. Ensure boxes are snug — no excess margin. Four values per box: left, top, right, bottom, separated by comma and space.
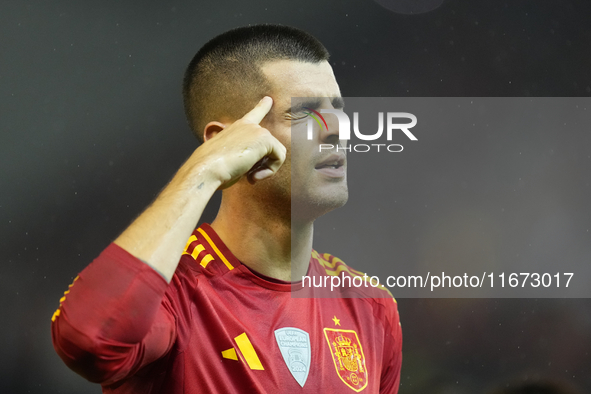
52, 223, 402, 393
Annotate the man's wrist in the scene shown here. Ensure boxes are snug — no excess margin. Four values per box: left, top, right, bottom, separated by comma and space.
169, 160, 225, 197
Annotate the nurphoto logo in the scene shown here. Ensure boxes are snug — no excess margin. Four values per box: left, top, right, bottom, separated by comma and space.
305, 108, 418, 152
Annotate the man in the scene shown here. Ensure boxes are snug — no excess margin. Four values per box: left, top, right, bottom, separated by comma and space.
51, 24, 402, 393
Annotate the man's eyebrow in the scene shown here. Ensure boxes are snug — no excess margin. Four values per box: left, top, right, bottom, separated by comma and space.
285, 98, 322, 114
285, 97, 345, 114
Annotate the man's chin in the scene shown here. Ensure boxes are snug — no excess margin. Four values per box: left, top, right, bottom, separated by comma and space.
290, 191, 349, 222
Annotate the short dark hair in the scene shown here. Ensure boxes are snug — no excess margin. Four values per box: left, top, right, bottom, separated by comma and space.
182, 24, 330, 141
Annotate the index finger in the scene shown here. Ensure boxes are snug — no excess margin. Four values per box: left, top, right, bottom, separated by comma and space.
241, 96, 273, 124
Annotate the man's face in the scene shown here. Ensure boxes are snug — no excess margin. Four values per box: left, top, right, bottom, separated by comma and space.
259, 60, 348, 222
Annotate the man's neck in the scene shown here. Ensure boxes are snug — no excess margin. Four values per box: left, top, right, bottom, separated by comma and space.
211, 196, 313, 282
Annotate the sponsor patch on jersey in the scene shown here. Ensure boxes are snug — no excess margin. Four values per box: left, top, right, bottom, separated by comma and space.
274, 327, 311, 387
323, 328, 368, 392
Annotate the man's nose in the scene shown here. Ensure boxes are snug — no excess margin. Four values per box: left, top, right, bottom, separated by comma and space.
319, 109, 347, 142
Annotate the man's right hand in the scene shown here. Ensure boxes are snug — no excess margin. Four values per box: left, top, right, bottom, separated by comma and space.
181, 96, 286, 191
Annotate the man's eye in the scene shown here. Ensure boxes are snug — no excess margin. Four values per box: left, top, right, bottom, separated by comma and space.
286, 112, 310, 120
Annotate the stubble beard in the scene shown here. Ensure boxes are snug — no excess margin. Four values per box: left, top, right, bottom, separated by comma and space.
291, 180, 349, 224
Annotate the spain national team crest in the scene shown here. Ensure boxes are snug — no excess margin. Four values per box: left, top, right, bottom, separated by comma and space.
274, 328, 311, 387
323, 328, 368, 392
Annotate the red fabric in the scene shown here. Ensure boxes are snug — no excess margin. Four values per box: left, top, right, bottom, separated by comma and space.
52, 224, 402, 393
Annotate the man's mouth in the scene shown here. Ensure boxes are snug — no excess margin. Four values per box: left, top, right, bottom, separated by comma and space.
314, 154, 346, 177
315, 163, 342, 169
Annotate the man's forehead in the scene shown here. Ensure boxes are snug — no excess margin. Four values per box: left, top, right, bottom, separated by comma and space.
260, 60, 341, 102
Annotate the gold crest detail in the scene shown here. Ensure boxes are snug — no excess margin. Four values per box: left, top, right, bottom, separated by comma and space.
323, 328, 368, 392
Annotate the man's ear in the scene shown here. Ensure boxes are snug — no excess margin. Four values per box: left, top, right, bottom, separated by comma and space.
203, 121, 227, 142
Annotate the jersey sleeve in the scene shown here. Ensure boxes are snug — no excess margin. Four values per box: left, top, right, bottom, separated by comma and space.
51, 243, 177, 386
379, 298, 403, 394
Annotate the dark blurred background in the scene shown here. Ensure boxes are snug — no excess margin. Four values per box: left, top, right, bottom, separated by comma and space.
1, 0, 590, 393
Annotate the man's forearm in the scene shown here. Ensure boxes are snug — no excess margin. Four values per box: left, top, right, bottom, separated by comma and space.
113, 162, 222, 282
